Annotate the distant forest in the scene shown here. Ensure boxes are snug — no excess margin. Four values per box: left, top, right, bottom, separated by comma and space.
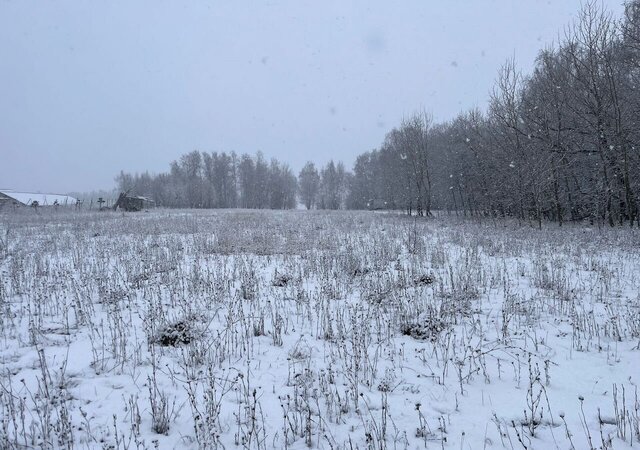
117, 2, 640, 226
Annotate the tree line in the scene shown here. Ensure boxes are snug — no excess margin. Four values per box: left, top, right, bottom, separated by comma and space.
115, 151, 352, 210
437, 1, 639, 226
116, 1, 639, 226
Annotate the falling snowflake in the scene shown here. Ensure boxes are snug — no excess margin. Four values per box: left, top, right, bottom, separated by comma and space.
509, 162, 515, 168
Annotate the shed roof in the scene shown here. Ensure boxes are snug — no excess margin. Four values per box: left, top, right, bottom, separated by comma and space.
0, 190, 78, 206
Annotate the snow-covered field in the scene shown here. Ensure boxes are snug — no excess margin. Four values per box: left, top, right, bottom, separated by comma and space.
1, 209, 639, 449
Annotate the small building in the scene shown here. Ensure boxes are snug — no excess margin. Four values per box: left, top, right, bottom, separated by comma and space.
0, 190, 78, 210
113, 193, 155, 212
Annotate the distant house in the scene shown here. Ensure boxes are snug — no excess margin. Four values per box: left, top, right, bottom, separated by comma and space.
0, 190, 78, 210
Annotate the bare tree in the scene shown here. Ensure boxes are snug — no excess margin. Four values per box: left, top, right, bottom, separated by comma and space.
298, 162, 320, 209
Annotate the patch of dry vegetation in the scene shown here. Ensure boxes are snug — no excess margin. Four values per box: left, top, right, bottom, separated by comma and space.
0, 209, 638, 449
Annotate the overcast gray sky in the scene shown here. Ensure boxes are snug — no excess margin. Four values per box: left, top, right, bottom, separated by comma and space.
0, 0, 626, 193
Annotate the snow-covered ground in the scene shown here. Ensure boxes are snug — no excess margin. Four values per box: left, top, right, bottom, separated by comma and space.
1, 209, 638, 449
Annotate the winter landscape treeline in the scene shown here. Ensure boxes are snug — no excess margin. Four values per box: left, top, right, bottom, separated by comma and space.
116, 2, 640, 226
115, 153, 350, 210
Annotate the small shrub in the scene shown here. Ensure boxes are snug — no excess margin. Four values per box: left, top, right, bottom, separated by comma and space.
153, 320, 193, 346
414, 274, 435, 286
352, 267, 371, 277
401, 317, 447, 341
272, 273, 292, 287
